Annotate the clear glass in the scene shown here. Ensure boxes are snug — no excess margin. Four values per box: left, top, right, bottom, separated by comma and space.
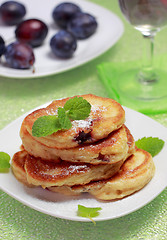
117, 0, 167, 113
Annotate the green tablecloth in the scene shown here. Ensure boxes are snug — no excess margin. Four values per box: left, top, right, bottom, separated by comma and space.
0, 0, 167, 239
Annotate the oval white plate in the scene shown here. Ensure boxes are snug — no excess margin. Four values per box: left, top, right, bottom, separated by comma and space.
0, 103, 167, 222
0, 0, 124, 78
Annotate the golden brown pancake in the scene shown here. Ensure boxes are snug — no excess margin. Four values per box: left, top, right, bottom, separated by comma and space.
11, 151, 34, 187
11, 94, 155, 202
21, 125, 135, 165
12, 150, 125, 188
49, 148, 155, 200
21, 94, 125, 149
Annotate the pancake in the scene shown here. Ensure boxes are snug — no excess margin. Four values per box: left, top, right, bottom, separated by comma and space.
12, 150, 125, 188
49, 148, 155, 200
21, 124, 135, 164
11, 150, 34, 187
21, 94, 125, 149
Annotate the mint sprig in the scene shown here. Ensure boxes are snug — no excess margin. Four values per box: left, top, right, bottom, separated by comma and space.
0, 152, 10, 172
64, 97, 91, 120
32, 97, 91, 137
135, 137, 165, 157
32, 115, 61, 137
77, 204, 102, 224
57, 107, 72, 130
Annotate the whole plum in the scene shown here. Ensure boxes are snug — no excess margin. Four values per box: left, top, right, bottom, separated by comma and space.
15, 19, 48, 47
5, 41, 35, 69
67, 12, 98, 39
0, 1, 26, 25
52, 2, 81, 29
50, 30, 77, 58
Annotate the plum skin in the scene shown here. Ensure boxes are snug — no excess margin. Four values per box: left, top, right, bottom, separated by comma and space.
0, 1, 26, 25
15, 18, 48, 47
52, 2, 81, 29
0, 36, 6, 57
50, 30, 77, 58
67, 12, 98, 39
5, 41, 35, 69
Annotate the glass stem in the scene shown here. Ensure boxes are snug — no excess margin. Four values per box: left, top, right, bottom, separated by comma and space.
138, 33, 158, 84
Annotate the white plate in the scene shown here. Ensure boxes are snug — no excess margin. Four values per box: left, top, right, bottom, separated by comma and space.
0, 0, 124, 78
0, 103, 167, 222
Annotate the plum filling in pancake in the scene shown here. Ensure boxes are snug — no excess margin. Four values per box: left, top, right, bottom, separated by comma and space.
74, 130, 92, 144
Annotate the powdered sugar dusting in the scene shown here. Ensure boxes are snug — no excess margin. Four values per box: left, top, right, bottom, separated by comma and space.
68, 164, 88, 174
71, 104, 107, 131
91, 104, 106, 113
45, 108, 57, 115
72, 118, 92, 129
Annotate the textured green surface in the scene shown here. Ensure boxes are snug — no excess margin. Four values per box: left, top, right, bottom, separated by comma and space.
0, 0, 167, 239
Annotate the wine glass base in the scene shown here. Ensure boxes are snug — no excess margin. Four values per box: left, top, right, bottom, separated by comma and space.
116, 68, 167, 114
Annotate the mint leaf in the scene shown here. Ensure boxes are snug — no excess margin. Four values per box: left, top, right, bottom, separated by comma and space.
0, 152, 10, 172
32, 115, 61, 137
135, 137, 165, 157
32, 97, 91, 137
77, 205, 102, 224
58, 107, 72, 130
64, 97, 91, 120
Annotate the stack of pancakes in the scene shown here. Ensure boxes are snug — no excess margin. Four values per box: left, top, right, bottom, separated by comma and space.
12, 94, 155, 200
